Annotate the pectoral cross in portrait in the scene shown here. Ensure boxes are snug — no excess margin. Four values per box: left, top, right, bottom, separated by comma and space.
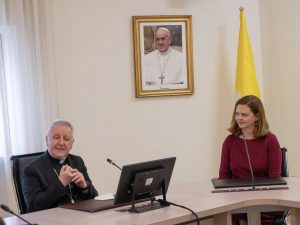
159, 73, 165, 85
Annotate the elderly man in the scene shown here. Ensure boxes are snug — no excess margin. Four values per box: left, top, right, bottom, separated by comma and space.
143, 27, 186, 89
22, 120, 98, 213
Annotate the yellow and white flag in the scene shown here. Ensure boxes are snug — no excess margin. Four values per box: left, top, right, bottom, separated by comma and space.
235, 7, 261, 98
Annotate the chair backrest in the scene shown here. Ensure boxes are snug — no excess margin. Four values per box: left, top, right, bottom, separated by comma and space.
10, 152, 44, 214
281, 147, 289, 177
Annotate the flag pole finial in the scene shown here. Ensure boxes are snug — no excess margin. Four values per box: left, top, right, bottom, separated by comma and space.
239, 6, 244, 12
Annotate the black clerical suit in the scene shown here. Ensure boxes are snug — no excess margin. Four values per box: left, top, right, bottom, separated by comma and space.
22, 151, 98, 213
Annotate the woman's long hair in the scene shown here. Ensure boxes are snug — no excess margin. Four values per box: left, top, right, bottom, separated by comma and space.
228, 95, 269, 137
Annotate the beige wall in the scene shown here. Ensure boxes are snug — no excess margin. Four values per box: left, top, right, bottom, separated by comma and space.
260, 0, 300, 177
49, 0, 288, 194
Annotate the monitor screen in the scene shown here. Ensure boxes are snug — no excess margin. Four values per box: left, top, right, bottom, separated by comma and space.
114, 157, 176, 212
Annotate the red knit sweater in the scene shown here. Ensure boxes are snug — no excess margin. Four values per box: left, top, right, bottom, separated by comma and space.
219, 132, 282, 179
218, 132, 283, 225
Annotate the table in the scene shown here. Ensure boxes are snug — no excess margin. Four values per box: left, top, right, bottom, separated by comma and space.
4, 177, 300, 225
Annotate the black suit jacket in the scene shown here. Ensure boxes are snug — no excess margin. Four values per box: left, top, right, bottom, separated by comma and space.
22, 151, 98, 213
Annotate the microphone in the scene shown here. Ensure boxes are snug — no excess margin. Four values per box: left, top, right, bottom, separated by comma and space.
242, 134, 256, 189
0, 204, 38, 225
107, 158, 122, 171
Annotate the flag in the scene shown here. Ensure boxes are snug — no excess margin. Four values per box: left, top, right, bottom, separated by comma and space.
235, 7, 261, 98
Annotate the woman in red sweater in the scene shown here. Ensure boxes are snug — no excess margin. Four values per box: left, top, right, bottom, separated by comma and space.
219, 95, 283, 225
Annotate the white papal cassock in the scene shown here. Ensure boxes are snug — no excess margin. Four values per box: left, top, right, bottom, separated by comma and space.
142, 47, 187, 90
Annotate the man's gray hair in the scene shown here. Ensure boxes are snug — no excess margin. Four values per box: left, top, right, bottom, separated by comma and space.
47, 119, 74, 136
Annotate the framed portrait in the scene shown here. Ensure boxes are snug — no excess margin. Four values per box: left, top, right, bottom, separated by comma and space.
132, 15, 194, 97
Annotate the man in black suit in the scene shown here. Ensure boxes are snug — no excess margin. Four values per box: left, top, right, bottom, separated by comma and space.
22, 120, 98, 213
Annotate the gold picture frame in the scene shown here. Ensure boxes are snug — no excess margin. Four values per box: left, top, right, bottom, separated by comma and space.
132, 15, 194, 97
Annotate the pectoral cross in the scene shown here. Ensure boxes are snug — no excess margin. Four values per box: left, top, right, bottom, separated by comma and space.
159, 73, 165, 85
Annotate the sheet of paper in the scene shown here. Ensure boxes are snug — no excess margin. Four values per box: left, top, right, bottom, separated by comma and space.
94, 193, 114, 200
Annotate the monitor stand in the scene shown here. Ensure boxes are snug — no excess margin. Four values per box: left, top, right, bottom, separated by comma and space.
128, 179, 170, 213
128, 200, 169, 213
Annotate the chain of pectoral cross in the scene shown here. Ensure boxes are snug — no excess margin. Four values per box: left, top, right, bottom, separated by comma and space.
157, 50, 171, 85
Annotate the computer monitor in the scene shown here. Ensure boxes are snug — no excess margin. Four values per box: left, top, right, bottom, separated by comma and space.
114, 157, 176, 213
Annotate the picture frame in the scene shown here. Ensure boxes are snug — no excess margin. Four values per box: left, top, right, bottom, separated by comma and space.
132, 15, 194, 97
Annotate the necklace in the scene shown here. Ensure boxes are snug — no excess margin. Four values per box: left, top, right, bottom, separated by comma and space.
53, 168, 75, 203
157, 49, 172, 85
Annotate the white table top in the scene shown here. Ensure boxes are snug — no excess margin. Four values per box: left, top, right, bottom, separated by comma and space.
4, 177, 300, 225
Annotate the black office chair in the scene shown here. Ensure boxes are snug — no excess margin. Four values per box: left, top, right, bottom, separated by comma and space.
10, 152, 44, 214
0, 216, 5, 225
280, 147, 289, 178
272, 147, 289, 225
